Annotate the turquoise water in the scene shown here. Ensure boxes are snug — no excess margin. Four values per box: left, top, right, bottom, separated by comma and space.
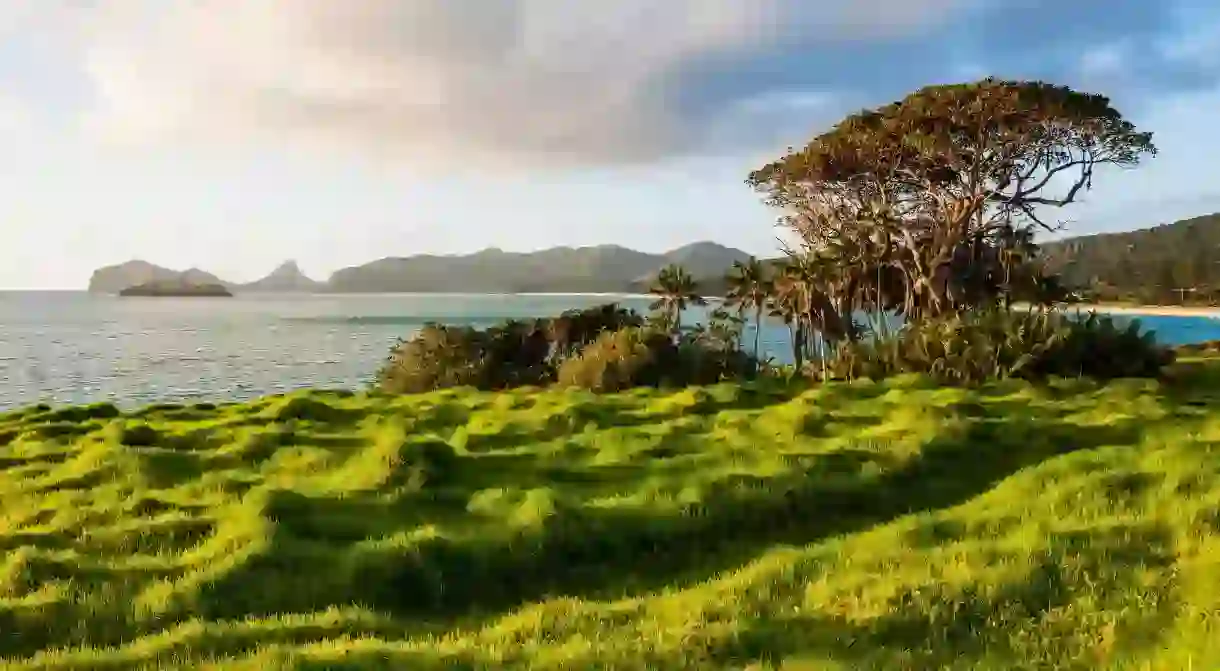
2, 291, 1219, 409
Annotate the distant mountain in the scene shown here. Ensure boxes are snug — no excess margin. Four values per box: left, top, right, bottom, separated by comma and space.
626, 242, 755, 293
88, 242, 758, 295
237, 260, 322, 293
325, 242, 753, 294
88, 261, 227, 294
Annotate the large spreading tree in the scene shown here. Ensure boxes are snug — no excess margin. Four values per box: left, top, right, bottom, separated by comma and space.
747, 78, 1156, 322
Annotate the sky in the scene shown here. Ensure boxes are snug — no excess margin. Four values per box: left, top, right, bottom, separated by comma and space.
2, 1, 1220, 289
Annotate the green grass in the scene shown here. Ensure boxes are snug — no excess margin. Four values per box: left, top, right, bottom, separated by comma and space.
4, 370, 1220, 669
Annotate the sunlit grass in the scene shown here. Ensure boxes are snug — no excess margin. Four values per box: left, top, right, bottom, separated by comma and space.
4, 368, 1220, 669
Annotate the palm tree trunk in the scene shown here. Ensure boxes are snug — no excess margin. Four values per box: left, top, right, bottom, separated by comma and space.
875, 264, 886, 340
818, 330, 828, 381
752, 304, 762, 362
792, 320, 804, 371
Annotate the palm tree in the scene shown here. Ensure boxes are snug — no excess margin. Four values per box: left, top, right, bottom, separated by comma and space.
648, 264, 706, 335
724, 258, 772, 362
771, 253, 851, 379
995, 225, 1037, 309
768, 273, 805, 371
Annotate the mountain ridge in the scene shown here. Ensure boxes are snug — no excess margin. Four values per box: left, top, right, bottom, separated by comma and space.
88, 214, 1220, 299
1039, 211, 1220, 303
86, 242, 753, 295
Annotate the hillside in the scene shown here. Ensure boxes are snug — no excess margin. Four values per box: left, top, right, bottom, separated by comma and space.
326, 242, 752, 293
1041, 212, 1220, 304
4, 370, 1220, 668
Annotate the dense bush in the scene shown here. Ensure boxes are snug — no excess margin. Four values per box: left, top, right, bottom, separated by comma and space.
549, 304, 645, 357
680, 308, 760, 384
556, 327, 681, 392
818, 308, 1174, 385
557, 324, 757, 392
378, 324, 490, 394
1044, 310, 1177, 379
377, 304, 647, 394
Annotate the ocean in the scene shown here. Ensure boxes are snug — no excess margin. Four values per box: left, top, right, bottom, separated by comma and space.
3, 291, 1220, 410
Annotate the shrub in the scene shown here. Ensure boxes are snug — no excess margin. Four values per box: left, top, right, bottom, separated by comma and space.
118, 423, 162, 447
377, 324, 490, 394
480, 318, 555, 388
1038, 310, 1176, 380
376, 304, 647, 394
271, 396, 345, 423
557, 327, 681, 392
397, 438, 459, 489
548, 303, 645, 358
377, 320, 556, 394
682, 307, 760, 383
557, 326, 754, 392
819, 308, 1173, 385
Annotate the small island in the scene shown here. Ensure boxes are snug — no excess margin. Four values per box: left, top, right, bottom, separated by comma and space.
118, 280, 234, 297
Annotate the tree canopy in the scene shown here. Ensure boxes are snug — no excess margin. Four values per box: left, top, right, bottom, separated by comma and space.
746, 78, 1155, 320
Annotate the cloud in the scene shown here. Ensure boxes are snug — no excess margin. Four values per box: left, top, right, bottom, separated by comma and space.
76, 0, 973, 168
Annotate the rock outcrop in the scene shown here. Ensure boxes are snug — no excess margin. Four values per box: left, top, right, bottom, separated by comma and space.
236, 260, 322, 293
89, 261, 227, 294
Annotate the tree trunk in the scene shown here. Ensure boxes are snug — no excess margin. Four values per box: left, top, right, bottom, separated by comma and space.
753, 305, 763, 362
792, 321, 804, 371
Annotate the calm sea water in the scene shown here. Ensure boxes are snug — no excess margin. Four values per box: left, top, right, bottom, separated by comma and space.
3, 291, 1220, 410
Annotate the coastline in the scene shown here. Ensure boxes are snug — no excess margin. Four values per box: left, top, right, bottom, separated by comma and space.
1018, 303, 1220, 318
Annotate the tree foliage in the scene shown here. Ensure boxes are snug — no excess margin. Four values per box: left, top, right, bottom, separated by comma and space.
747, 78, 1155, 323
724, 258, 773, 362
648, 264, 707, 333
734, 78, 1173, 383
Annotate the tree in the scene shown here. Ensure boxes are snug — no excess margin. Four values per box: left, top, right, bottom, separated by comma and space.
724, 258, 773, 362
767, 254, 849, 376
747, 78, 1156, 321
648, 264, 706, 334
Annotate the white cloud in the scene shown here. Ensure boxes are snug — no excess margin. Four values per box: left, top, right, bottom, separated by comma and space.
72, 0, 973, 168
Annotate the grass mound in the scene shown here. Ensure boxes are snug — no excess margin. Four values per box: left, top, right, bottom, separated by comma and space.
4, 372, 1220, 669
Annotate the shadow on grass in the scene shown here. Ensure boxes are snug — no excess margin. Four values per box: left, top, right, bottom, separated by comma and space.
1159, 359, 1220, 407
714, 523, 1177, 669
187, 408, 1147, 630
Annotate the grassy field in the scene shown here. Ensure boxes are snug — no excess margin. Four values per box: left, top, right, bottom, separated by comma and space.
5, 367, 1220, 669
